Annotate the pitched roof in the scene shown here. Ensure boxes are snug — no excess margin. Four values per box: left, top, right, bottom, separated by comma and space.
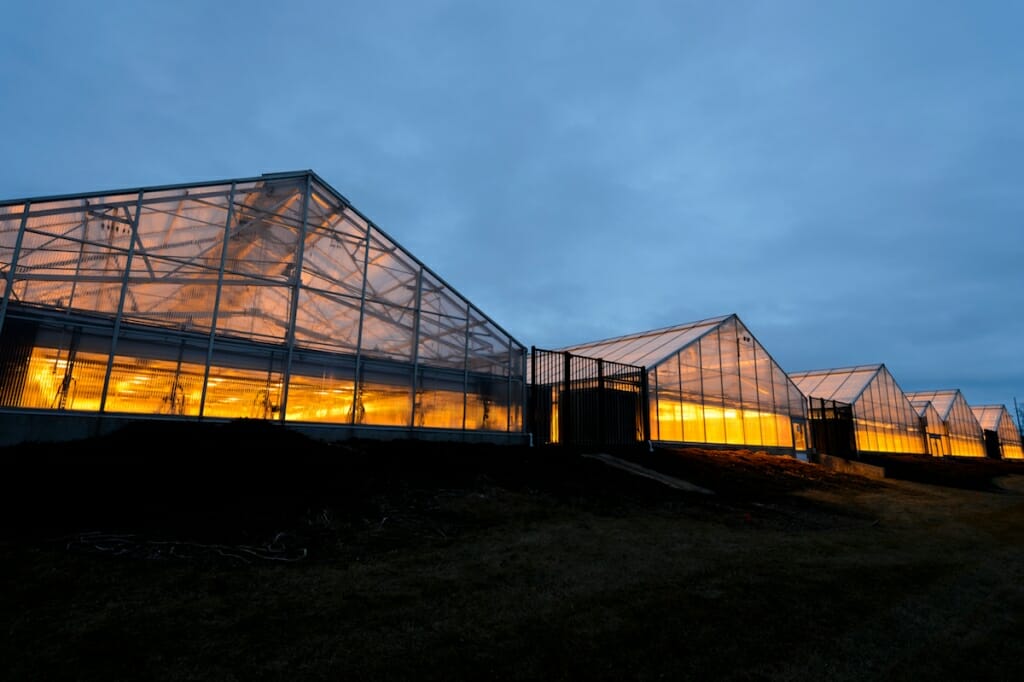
554, 314, 732, 368
789, 365, 884, 404
905, 390, 961, 421
971, 404, 1010, 431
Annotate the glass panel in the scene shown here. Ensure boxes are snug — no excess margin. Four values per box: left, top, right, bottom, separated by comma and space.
364, 232, 418, 308
6, 320, 112, 412
417, 308, 469, 369
358, 359, 412, 427
760, 412, 779, 446
775, 413, 793, 447
742, 408, 763, 446
214, 283, 292, 345
202, 348, 285, 420
465, 376, 509, 431
655, 361, 682, 441
700, 331, 725, 444
284, 352, 356, 424
736, 325, 760, 411
771, 364, 793, 446
294, 288, 362, 354
679, 344, 702, 400
718, 321, 743, 444
682, 400, 706, 443
222, 180, 303, 281
360, 300, 416, 362
104, 337, 208, 417
17, 346, 107, 412
414, 368, 466, 429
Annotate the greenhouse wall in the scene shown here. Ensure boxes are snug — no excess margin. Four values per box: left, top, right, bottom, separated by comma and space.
0, 171, 526, 444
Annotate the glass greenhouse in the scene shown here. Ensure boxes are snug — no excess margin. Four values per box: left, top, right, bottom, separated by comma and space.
791, 365, 926, 455
911, 399, 949, 456
557, 314, 808, 451
904, 390, 985, 457
970, 404, 1023, 459
0, 170, 526, 443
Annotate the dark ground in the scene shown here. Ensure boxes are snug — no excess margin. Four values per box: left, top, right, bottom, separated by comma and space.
3, 420, 1024, 681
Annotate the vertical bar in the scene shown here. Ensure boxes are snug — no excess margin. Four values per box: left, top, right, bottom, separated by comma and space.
641, 367, 651, 442
597, 358, 605, 447
752, 334, 763, 441
676, 348, 684, 441
200, 182, 238, 419
532, 346, 540, 440
350, 220, 372, 424
519, 346, 527, 436
461, 302, 471, 431
506, 337, 513, 433
562, 351, 571, 447
409, 266, 423, 428
696, 338, 706, 441
99, 191, 144, 413
0, 201, 30, 339
278, 173, 313, 424
650, 364, 659, 442
735, 330, 746, 445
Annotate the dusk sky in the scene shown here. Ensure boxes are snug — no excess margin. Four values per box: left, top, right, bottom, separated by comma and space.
2, 1, 1021, 410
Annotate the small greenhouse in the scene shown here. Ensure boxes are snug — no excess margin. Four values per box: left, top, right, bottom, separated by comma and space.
970, 404, 1023, 459
904, 390, 986, 457
555, 313, 808, 452
791, 364, 926, 455
0, 170, 526, 445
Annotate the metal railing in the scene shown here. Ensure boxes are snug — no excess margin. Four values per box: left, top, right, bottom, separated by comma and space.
807, 397, 855, 458
528, 347, 648, 449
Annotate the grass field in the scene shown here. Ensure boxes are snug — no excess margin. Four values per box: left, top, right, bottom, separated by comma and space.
3, 420, 1024, 681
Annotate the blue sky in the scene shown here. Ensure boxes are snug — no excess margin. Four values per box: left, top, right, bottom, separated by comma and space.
2, 1, 1022, 410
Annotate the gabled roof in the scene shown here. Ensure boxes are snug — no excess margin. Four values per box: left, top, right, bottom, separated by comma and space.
912, 399, 944, 429
789, 364, 885, 404
971, 404, 1011, 432
554, 314, 732, 368
910, 399, 930, 417
904, 390, 962, 421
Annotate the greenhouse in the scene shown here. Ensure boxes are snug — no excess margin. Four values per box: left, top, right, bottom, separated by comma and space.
970, 404, 1023, 459
904, 390, 986, 457
791, 364, 926, 455
0, 170, 526, 445
555, 314, 808, 452
911, 399, 949, 457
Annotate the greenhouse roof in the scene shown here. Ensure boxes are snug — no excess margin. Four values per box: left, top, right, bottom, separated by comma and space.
971, 405, 1010, 432
789, 364, 885, 405
905, 390, 961, 421
554, 314, 732, 368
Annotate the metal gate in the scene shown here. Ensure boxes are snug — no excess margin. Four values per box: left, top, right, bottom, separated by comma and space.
528, 347, 648, 449
807, 397, 855, 458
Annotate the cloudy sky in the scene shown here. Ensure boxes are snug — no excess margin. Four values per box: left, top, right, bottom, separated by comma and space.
2, 1, 1022, 410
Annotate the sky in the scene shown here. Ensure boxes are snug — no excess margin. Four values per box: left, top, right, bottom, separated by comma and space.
1, 1, 1022, 411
